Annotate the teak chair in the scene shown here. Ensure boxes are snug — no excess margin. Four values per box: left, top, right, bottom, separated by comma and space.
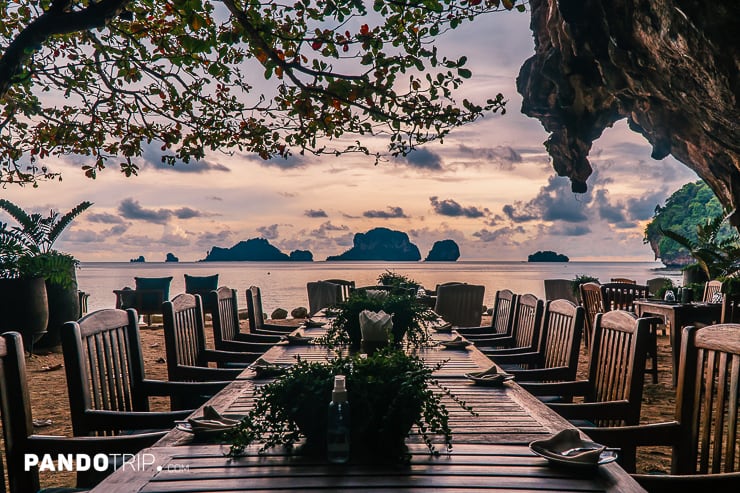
322, 279, 355, 300
1, 331, 165, 493
209, 287, 281, 352
434, 283, 486, 327
721, 291, 740, 323
579, 282, 603, 347
162, 293, 259, 382
520, 310, 652, 471
475, 294, 545, 355
113, 276, 172, 326
584, 324, 740, 491
543, 279, 577, 303
610, 277, 637, 284
600, 282, 658, 383
703, 279, 723, 303
457, 289, 518, 338
489, 299, 584, 382
61, 308, 228, 436
307, 281, 343, 316
646, 277, 672, 297
246, 286, 297, 334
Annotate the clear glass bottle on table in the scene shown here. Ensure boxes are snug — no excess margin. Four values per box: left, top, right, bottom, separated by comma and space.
327, 375, 350, 463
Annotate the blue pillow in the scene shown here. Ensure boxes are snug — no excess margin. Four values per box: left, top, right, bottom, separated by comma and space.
184, 274, 219, 295
134, 277, 172, 310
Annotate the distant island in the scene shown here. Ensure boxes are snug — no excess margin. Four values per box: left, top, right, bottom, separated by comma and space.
327, 227, 421, 261
425, 239, 460, 261
130, 255, 145, 263
203, 238, 313, 261
527, 250, 569, 262
165, 252, 179, 262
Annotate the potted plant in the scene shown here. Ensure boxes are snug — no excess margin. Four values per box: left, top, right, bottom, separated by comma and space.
323, 287, 437, 351
377, 270, 420, 292
0, 199, 92, 349
228, 347, 475, 463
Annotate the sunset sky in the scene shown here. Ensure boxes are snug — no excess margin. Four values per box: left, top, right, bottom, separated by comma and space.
1, 9, 699, 263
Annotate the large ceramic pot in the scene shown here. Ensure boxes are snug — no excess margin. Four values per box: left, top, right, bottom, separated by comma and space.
36, 267, 80, 349
0, 277, 49, 350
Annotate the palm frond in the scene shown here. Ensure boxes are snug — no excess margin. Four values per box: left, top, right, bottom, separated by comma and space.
48, 201, 93, 249
0, 199, 34, 230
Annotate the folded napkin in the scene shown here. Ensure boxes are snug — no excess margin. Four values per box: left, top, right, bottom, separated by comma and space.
183, 406, 239, 434
359, 309, 393, 342
439, 335, 471, 349
249, 357, 291, 377
531, 429, 607, 465
283, 329, 315, 345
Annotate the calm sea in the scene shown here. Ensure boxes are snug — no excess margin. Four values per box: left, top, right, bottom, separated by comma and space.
77, 261, 682, 315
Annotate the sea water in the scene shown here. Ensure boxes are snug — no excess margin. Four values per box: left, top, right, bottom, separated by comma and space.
77, 260, 682, 314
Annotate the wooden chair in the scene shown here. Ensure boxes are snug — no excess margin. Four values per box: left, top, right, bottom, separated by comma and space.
433, 283, 485, 327
579, 282, 603, 348
703, 279, 723, 303
322, 279, 355, 300
61, 308, 229, 436
457, 289, 518, 337
489, 299, 584, 382
600, 282, 658, 383
610, 277, 637, 284
209, 287, 281, 353
584, 324, 740, 490
184, 273, 219, 314
543, 279, 577, 303
1, 330, 165, 492
162, 293, 260, 382
113, 276, 172, 326
476, 294, 544, 355
646, 277, 672, 297
307, 281, 343, 316
246, 286, 297, 334
521, 310, 652, 471
721, 291, 740, 323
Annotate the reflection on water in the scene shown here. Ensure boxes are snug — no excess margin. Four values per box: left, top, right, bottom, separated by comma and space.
78, 261, 681, 314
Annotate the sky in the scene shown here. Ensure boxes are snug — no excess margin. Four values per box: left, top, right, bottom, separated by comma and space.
0, 8, 700, 263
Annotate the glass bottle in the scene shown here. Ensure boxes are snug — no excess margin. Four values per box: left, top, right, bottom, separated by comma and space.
327, 375, 350, 463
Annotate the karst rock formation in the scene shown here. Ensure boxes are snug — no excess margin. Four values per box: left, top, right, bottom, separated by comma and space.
517, 0, 739, 226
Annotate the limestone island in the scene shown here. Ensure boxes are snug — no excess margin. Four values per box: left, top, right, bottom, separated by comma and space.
327, 227, 421, 261
425, 239, 460, 261
165, 252, 179, 262
203, 238, 313, 262
527, 250, 569, 262
130, 255, 145, 263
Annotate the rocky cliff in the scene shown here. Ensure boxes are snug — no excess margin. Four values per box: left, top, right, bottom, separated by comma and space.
326, 228, 421, 261
204, 238, 307, 261
425, 239, 460, 261
517, 0, 739, 227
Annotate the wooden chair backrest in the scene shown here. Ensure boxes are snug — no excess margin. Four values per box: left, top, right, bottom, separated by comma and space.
162, 293, 208, 380
210, 286, 240, 345
588, 310, 650, 426
543, 279, 577, 303
61, 308, 148, 436
322, 279, 355, 301
434, 283, 485, 327
307, 281, 343, 315
579, 282, 603, 346
511, 294, 544, 350
674, 324, 740, 475
646, 277, 672, 297
600, 282, 649, 312
721, 292, 740, 324
491, 289, 518, 335
246, 286, 267, 331
0, 331, 40, 492
537, 299, 584, 379
703, 280, 723, 303
610, 278, 636, 284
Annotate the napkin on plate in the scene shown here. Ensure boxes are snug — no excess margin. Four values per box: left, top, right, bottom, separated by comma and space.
185, 406, 239, 433
359, 309, 393, 342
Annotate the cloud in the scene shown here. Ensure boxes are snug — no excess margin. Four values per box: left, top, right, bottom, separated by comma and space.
86, 212, 126, 224
305, 209, 328, 218
502, 175, 591, 223
362, 206, 408, 219
429, 196, 489, 218
196, 229, 234, 247
473, 226, 525, 244
117, 198, 207, 224
252, 154, 306, 169
400, 148, 442, 170
141, 142, 230, 173
548, 224, 592, 236
310, 221, 349, 237
458, 144, 523, 169
257, 224, 279, 240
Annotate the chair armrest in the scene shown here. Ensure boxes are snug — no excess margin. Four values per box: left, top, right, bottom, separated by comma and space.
26, 431, 166, 454
546, 400, 633, 421
455, 325, 495, 335
488, 352, 541, 365
235, 332, 282, 343
482, 345, 536, 356
83, 409, 191, 432
214, 339, 276, 353
506, 366, 574, 382
581, 421, 681, 448
474, 335, 516, 347
519, 380, 590, 397
262, 322, 298, 331
172, 364, 243, 381
139, 378, 230, 397
201, 348, 261, 364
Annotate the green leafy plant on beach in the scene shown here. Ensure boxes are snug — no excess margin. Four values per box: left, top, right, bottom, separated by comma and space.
377, 270, 420, 291
571, 274, 600, 298
228, 348, 475, 463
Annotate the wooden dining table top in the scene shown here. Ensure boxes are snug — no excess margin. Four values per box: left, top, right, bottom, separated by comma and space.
89, 319, 645, 492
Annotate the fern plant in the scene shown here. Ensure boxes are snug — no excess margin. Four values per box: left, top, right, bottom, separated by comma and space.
0, 200, 92, 287
660, 214, 740, 279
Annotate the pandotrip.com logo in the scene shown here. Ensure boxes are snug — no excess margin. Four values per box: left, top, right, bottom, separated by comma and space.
24, 453, 189, 473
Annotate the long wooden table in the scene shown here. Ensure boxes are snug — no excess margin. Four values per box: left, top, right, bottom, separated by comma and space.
90, 323, 645, 492
634, 300, 721, 385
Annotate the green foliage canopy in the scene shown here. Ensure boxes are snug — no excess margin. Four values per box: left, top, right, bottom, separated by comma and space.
0, 0, 525, 186
643, 181, 733, 266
